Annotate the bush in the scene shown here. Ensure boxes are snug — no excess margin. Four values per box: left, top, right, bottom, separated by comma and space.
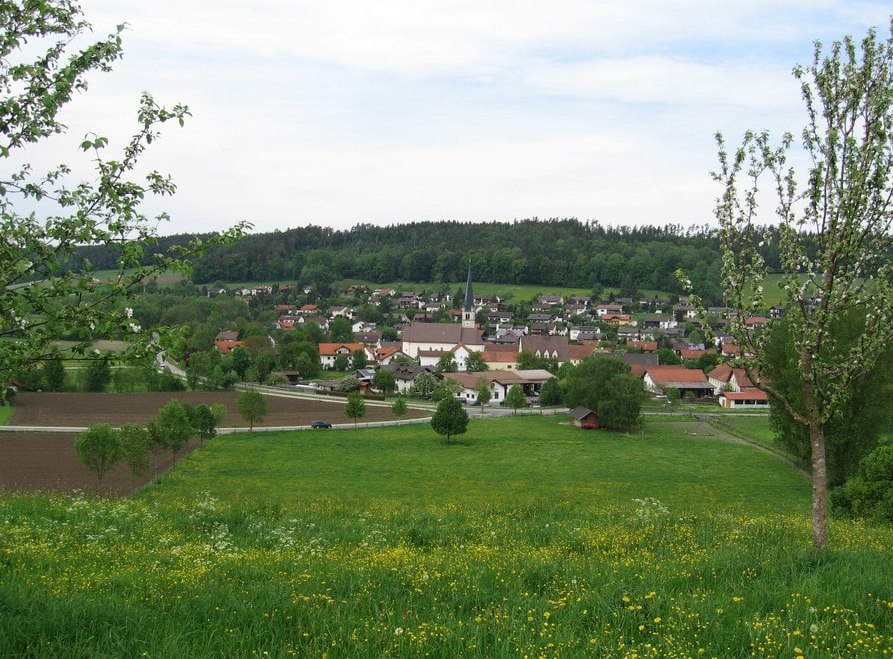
832, 443, 893, 523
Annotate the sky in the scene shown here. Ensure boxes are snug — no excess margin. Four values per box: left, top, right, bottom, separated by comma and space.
19, 1, 893, 236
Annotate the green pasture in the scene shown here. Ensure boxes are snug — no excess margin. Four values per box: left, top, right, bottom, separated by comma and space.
0, 407, 12, 425
2, 415, 891, 658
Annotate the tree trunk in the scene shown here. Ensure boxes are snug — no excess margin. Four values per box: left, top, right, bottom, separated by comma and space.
808, 420, 829, 550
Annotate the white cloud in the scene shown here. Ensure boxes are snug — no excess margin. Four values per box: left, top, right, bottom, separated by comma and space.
18, 0, 893, 235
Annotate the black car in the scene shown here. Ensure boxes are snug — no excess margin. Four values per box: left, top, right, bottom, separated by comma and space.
310, 420, 332, 429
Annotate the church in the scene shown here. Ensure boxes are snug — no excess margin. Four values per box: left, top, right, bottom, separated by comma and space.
400, 269, 485, 371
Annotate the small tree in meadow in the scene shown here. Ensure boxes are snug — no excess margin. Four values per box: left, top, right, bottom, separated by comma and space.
154, 400, 194, 462
75, 424, 123, 491
345, 391, 367, 428
391, 396, 408, 419
431, 397, 468, 445
505, 384, 527, 415
237, 389, 267, 431
539, 378, 563, 407
476, 381, 491, 416
211, 403, 228, 427
191, 404, 219, 443
119, 423, 152, 484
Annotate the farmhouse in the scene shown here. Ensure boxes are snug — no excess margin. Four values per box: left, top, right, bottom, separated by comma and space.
318, 343, 366, 369
642, 366, 714, 398
214, 331, 241, 354
442, 369, 555, 405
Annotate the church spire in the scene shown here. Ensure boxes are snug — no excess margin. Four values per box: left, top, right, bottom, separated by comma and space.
462, 267, 475, 328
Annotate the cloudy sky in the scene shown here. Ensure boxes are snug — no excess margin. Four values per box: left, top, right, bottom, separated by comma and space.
25, 1, 893, 235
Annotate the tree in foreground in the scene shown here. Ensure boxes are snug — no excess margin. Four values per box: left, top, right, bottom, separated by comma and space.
154, 400, 194, 462
345, 391, 367, 428
686, 24, 893, 550
0, 2, 248, 402
465, 351, 487, 373
431, 397, 468, 445
505, 384, 527, 416
75, 424, 122, 491
237, 390, 267, 431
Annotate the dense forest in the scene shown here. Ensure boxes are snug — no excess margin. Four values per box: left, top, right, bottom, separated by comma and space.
76, 218, 802, 304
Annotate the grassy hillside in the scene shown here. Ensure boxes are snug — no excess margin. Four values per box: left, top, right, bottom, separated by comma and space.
2, 416, 891, 658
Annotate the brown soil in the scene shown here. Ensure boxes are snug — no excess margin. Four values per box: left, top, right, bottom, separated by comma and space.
2, 392, 427, 496
9, 391, 423, 428
0, 431, 203, 496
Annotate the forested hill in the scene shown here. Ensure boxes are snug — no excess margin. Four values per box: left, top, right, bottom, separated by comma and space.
81, 219, 799, 303
190, 219, 734, 299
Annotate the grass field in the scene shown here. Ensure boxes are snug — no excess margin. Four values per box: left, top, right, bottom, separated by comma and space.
0, 407, 12, 426
2, 416, 891, 657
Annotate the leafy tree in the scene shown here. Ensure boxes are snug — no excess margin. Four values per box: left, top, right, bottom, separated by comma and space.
690, 24, 893, 550
657, 348, 682, 366
344, 391, 366, 428
333, 354, 349, 372
335, 376, 361, 392
75, 424, 122, 490
191, 404, 219, 443
227, 347, 252, 381
476, 381, 491, 415
329, 317, 353, 343
765, 311, 893, 488
391, 396, 408, 418
43, 357, 66, 392
410, 371, 437, 399
465, 351, 487, 373
154, 400, 194, 462
0, 2, 247, 401
118, 423, 152, 483
236, 389, 267, 431
539, 378, 563, 406
564, 356, 644, 430
211, 403, 228, 426
84, 355, 111, 392
432, 377, 462, 402
351, 349, 367, 371
431, 397, 468, 444
371, 369, 397, 397
516, 350, 540, 371
832, 442, 893, 523
435, 351, 457, 374
505, 384, 527, 415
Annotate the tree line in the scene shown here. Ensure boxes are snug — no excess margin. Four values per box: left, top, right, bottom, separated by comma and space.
69, 220, 835, 306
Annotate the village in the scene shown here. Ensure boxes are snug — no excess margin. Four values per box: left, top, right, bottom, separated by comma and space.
210, 271, 771, 412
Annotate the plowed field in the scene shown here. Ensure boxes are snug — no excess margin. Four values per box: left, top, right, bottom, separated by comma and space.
1, 391, 427, 495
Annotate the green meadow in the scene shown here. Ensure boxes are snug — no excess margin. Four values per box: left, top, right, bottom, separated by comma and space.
2, 416, 891, 658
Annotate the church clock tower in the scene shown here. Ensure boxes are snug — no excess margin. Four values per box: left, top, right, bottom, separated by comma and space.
462, 267, 476, 328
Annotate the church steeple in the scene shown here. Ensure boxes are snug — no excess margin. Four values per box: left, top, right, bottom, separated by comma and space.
462, 267, 475, 328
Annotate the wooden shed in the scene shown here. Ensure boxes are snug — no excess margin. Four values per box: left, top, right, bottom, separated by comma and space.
569, 406, 600, 429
